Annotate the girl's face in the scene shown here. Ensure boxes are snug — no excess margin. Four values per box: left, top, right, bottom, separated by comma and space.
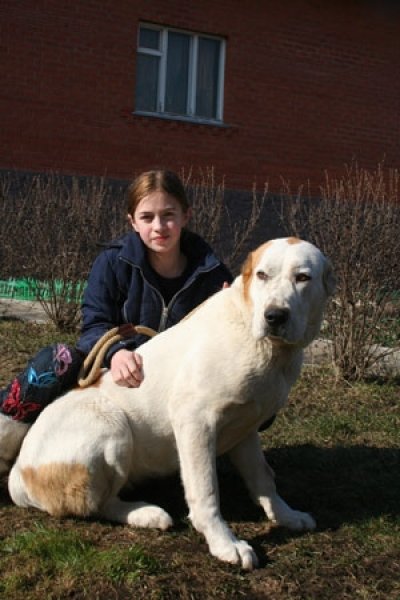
129, 191, 190, 257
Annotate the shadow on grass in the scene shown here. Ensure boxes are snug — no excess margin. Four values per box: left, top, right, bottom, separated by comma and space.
1, 444, 398, 549
265, 444, 400, 528
118, 444, 400, 533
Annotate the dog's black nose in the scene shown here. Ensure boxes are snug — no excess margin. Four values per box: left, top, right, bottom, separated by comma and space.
265, 307, 289, 327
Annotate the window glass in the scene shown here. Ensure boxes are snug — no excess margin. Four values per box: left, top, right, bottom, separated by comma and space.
165, 32, 190, 114
139, 27, 160, 50
196, 38, 220, 119
135, 54, 159, 112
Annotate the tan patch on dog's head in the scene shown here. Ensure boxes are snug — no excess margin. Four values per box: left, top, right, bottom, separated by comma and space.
287, 237, 301, 245
242, 241, 272, 303
22, 463, 90, 517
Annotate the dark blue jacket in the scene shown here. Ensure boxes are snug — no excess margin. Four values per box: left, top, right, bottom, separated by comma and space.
77, 230, 233, 365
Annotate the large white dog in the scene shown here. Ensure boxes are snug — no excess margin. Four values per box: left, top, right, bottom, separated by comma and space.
7, 238, 335, 569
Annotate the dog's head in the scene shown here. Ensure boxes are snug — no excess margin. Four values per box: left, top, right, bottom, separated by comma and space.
241, 237, 336, 347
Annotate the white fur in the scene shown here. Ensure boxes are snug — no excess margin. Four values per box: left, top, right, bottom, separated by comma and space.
6, 238, 335, 570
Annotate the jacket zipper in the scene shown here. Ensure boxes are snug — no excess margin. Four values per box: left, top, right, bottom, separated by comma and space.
159, 305, 169, 332
158, 262, 220, 332
120, 258, 220, 333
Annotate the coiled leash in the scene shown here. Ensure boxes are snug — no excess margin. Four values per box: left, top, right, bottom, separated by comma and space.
78, 323, 157, 388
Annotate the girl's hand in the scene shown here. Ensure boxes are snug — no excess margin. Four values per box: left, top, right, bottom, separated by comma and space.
110, 349, 144, 387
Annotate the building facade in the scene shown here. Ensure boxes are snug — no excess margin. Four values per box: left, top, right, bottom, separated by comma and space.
1, 0, 399, 193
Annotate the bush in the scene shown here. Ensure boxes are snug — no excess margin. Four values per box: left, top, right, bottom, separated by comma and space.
0, 169, 265, 331
280, 162, 400, 380
2, 165, 398, 381
181, 166, 267, 272
0, 172, 127, 331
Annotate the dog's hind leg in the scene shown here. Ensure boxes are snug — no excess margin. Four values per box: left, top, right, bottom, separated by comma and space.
229, 431, 316, 531
100, 497, 173, 530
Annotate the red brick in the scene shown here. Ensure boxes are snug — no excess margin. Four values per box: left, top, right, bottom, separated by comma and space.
1, 0, 399, 191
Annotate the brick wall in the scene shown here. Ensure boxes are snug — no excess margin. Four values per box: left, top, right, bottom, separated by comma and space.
1, 0, 399, 193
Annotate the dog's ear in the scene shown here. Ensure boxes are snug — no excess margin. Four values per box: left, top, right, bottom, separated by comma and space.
323, 260, 336, 297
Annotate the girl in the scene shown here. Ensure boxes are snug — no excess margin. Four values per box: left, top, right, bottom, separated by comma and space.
0, 171, 232, 468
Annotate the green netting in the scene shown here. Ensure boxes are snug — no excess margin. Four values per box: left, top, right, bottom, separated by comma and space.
0, 278, 87, 302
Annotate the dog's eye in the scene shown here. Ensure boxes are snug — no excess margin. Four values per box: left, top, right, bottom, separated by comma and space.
296, 273, 311, 283
256, 271, 268, 282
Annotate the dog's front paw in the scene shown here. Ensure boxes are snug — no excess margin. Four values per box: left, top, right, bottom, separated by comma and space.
211, 538, 259, 570
273, 509, 316, 532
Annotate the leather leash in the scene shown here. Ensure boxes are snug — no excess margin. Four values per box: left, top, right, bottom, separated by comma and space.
78, 323, 157, 388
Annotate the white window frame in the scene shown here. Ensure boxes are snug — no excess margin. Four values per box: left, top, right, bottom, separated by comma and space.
136, 24, 226, 124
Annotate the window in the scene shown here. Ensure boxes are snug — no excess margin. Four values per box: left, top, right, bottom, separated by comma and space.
135, 24, 225, 123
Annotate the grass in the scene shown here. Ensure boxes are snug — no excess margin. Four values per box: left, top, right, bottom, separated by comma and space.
0, 320, 399, 599
0, 523, 160, 598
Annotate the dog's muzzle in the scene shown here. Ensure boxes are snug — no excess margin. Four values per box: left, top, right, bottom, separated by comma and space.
264, 306, 290, 337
